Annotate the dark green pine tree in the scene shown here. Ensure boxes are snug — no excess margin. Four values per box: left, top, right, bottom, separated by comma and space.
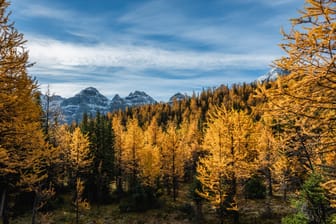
81, 112, 114, 204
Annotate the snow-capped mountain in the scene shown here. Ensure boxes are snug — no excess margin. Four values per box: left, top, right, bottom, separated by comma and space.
257, 68, 289, 82
124, 91, 156, 106
41, 87, 159, 123
60, 87, 110, 123
110, 94, 126, 111
109, 91, 156, 111
168, 92, 188, 104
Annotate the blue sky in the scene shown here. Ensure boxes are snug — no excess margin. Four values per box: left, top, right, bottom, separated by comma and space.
9, 0, 303, 101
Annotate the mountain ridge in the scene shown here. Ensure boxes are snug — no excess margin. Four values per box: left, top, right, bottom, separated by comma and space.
41, 88, 160, 123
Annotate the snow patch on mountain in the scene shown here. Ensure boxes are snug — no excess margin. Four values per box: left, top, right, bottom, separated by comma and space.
124, 91, 156, 106
257, 68, 289, 82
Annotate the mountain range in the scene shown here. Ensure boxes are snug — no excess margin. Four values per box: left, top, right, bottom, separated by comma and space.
41, 68, 286, 123
41, 87, 187, 123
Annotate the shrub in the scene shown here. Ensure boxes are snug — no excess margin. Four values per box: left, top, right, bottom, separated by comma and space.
281, 212, 308, 224
119, 184, 160, 212
244, 175, 266, 199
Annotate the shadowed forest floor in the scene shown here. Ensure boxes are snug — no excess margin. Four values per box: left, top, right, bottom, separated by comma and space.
11, 186, 295, 224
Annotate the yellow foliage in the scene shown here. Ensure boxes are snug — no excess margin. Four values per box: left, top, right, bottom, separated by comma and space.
161, 121, 186, 182
322, 180, 336, 208
256, 0, 336, 186
70, 127, 92, 170
123, 118, 144, 183
0, 2, 57, 220
75, 178, 91, 211
139, 119, 162, 186
197, 106, 256, 212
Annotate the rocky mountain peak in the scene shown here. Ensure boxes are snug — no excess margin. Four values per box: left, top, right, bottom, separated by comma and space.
169, 92, 188, 103
60, 87, 109, 123
79, 87, 101, 96
125, 90, 156, 106
112, 94, 122, 101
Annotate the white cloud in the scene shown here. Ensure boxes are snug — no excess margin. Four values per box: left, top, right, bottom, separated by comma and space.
10, 0, 76, 21
22, 5, 73, 20
27, 36, 277, 72
258, 0, 296, 7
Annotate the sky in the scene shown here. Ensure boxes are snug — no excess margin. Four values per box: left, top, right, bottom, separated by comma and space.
9, 0, 303, 101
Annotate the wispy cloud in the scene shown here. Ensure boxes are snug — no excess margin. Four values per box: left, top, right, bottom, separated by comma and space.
257, 0, 297, 7
27, 36, 277, 73
117, 0, 287, 54
20, 4, 73, 21
28, 35, 273, 101
10, 0, 79, 22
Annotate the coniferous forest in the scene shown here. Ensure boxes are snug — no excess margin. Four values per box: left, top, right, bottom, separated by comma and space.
0, 0, 335, 223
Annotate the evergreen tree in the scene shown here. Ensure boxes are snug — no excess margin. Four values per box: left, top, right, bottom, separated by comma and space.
81, 112, 114, 204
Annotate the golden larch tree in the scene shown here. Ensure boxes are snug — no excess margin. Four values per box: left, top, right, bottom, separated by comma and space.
256, 0, 336, 206
69, 127, 92, 224
139, 118, 162, 187
0, 0, 51, 223
112, 114, 125, 193
197, 106, 256, 223
255, 119, 278, 197
123, 118, 144, 189
161, 120, 186, 201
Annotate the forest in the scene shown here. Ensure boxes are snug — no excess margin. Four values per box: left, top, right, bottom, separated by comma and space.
0, 0, 335, 223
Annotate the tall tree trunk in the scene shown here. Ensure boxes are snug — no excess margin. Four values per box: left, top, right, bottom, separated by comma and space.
75, 179, 79, 224
267, 168, 273, 197
116, 176, 123, 195
283, 181, 287, 201
97, 161, 103, 205
31, 193, 38, 224
116, 156, 123, 195
0, 189, 5, 219
0, 189, 9, 224
172, 148, 177, 201
173, 175, 178, 201
195, 201, 203, 224
232, 176, 239, 224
